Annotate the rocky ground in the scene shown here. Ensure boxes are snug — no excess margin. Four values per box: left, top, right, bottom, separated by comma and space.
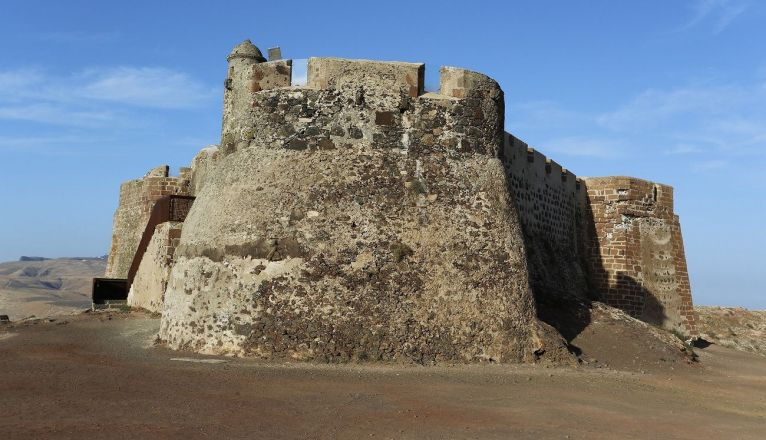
695, 306, 766, 356
1, 309, 764, 439
0, 257, 105, 320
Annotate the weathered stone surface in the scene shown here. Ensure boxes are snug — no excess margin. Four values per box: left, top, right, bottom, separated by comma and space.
251, 60, 292, 92
221, 40, 267, 152
159, 56, 569, 364
127, 221, 183, 313
501, 138, 697, 337
267, 47, 282, 61
307, 57, 424, 99
188, 145, 220, 196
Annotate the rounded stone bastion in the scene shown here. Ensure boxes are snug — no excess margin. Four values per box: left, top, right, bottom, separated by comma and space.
158, 51, 570, 364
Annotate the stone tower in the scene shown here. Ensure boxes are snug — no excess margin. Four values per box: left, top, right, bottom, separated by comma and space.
221, 39, 266, 150
101, 39, 700, 364
158, 56, 571, 364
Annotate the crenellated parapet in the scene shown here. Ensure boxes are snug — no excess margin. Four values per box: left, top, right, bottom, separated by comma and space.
503, 134, 584, 243
502, 134, 589, 301
307, 57, 424, 99
219, 47, 506, 160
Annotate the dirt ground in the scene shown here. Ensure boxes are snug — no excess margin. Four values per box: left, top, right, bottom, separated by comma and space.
0, 312, 764, 440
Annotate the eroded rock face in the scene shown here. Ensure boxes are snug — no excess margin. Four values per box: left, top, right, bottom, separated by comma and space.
158, 59, 568, 363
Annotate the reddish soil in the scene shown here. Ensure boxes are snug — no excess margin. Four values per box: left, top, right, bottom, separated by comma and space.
0, 311, 764, 439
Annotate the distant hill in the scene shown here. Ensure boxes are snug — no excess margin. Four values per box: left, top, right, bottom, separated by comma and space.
696, 306, 766, 356
0, 257, 106, 321
18, 255, 107, 262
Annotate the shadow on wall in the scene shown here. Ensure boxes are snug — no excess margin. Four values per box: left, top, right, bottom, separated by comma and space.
534, 274, 668, 355
521, 189, 670, 352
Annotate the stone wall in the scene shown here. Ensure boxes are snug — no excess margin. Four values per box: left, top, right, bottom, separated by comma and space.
105, 166, 190, 278
502, 134, 589, 301
498, 138, 698, 336
159, 56, 571, 364
105, 40, 701, 361
307, 57, 423, 99
127, 221, 183, 313
583, 177, 697, 336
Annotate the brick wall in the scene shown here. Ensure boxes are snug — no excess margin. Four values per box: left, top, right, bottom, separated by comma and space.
670, 216, 698, 335
105, 166, 190, 278
583, 177, 697, 336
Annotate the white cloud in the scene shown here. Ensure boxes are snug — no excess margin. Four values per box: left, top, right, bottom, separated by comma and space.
0, 134, 109, 154
665, 144, 702, 155
692, 160, 728, 171
508, 100, 587, 130
79, 67, 216, 109
602, 80, 766, 157
681, 0, 749, 34
0, 69, 45, 100
0, 103, 115, 127
536, 136, 626, 159
0, 66, 216, 128
0, 65, 218, 156
509, 77, 766, 167
0, 66, 215, 110
596, 82, 749, 131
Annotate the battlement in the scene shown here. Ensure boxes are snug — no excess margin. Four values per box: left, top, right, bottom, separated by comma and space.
502, 132, 589, 299
503, 134, 583, 192
222, 39, 502, 114
584, 176, 674, 218
306, 57, 424, 97
220, 42, 506, 158
241, 53, 501, 102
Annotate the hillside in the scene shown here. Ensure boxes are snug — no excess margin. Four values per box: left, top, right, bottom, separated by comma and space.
695, 306, 766, 356
0, 257, 106, 320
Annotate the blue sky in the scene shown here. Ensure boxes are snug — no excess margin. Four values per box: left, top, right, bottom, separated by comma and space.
0, 0, 763, 308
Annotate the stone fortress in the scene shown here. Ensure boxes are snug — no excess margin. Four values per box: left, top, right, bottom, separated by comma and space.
105, 39, 697, 364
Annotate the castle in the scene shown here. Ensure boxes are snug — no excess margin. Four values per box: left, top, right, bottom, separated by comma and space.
104, 40, 697, 363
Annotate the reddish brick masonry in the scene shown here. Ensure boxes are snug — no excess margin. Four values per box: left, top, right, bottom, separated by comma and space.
105, 166, 191, 279
583, 177, 697, 336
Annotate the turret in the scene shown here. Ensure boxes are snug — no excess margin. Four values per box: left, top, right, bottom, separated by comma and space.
221, 39, 266, 150
227, 39, 266, 63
